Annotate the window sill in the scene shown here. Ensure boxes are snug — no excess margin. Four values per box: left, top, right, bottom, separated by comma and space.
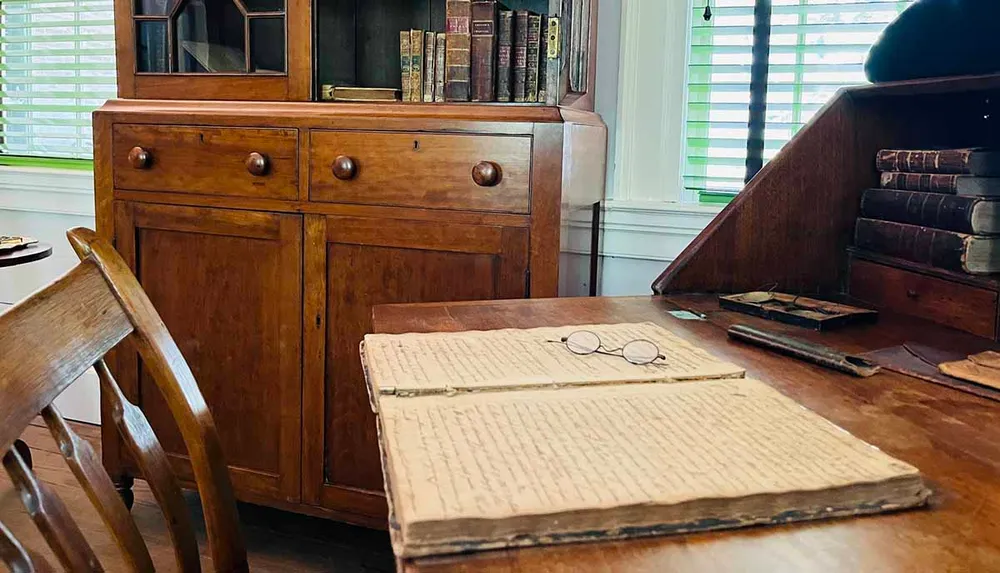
0, 166, 95, 217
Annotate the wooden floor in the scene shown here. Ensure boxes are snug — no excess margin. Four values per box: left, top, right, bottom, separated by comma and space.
2, 421, 395, 572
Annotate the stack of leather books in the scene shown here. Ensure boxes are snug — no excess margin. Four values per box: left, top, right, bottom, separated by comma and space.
853, 148, 1000, 275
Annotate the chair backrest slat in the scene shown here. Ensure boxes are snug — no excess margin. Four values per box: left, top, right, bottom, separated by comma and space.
0, 227, 248, 573
0, 520, 55, 573
76, 231, 247, 572
2, 448, 103, 572
93, 360, 201, 572
0, 261, 132, 454
40, 404, 155, 573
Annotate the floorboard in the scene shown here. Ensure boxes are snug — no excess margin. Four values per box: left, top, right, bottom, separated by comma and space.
2, 421, 395, 572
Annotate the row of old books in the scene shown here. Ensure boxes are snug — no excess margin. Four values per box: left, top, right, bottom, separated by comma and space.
853, 148, 1000, 275
400, 1, 552, 104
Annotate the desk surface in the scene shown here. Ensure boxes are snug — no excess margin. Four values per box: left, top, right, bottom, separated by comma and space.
372, 294, 1000, 572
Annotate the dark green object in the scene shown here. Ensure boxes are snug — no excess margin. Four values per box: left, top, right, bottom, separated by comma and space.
865, 0, 1000, 83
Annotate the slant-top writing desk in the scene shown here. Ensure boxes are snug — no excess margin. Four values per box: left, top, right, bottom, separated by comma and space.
372, 295, 1000, 572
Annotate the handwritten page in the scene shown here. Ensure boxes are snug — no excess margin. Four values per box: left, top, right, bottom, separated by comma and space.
363, 322, 745, 395
379, 378, 925, 553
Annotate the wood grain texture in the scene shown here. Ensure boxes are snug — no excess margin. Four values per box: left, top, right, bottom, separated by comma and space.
114, 203, 302, 503
371, 294, 1000, 572
309, 215, 528, 517
310, 131, 531, 213
112, 124, 298, 199
849, 258, 998, 339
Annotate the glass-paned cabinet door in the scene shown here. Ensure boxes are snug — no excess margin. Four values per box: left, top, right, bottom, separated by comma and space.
134, 0, 286, 74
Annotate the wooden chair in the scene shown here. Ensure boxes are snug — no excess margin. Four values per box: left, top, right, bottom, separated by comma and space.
0, 228, 248, 572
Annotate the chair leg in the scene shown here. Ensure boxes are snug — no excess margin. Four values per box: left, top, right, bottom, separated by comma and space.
115, 475, 135, 510
12, 440, 31, 469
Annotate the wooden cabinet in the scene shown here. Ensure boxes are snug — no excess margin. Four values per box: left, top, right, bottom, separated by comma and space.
94, 103, 606, 527
112, 202, 303, 503
301, 216, 529, 520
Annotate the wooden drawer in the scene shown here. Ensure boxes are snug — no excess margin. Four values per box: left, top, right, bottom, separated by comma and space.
112, 124, 298, 199
849, 259, 998, 338
309, 130, 531, 213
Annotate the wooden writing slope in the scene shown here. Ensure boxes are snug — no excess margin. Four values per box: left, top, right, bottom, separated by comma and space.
655, 73, 1000, 342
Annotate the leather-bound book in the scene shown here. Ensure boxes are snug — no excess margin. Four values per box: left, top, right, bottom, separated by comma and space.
423, 32, 436, 102
495, 10, 514, 102
854, 217, 1000, 275
876, 148, 1000, 176
880, 172, 1000, 196
434, 33, 447, 103
400, 31, 412, 102
512, 11, 529, 102
410, 29, 424, 102
861, 188, 1000, 235
446, 0, 473, 101
537, 16, 548, 104
525, 13, 542, 102
471, 0, 498, 102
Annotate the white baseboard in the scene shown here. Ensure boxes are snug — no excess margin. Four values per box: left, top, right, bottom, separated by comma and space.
0, 166, 95, 217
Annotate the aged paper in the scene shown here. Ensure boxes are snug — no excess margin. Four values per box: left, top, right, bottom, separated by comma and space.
380, 378, 925, 554
363, 322, 745, 395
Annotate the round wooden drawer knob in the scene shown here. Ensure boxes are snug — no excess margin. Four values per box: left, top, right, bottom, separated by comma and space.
245, 152, 270, 176
128, 146, 151, 170
332, 156, 358, 180
472, 161, 502, 187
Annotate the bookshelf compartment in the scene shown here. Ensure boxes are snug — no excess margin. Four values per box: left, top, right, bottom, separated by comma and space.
314, 0, 565, 102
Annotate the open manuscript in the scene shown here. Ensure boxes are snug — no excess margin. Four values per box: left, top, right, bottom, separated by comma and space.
361, 322, 931, 558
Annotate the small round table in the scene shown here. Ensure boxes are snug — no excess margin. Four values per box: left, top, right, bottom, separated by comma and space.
2, 241, 53, 469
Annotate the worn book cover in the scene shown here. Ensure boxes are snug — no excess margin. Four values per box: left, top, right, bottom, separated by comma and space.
362, 323, 930, 558
410, 30, 425, 102
446, 0, 473, 101
512, 11, 530, 102
423, 32, 436, 102
880, 172, 1000, 196
495, 10, 514, 102
861, 188, 1000, 235
434, 33, 447, 103
525, 13, 542, 102
471, 0, 498, 101
876, 148, 1000, 176
537, 16, 549, 103
854, 217, 1000, 274
400, 31, 412, 102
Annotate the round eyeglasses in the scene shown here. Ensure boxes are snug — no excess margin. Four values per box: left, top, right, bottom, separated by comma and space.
551, 330, 667, 366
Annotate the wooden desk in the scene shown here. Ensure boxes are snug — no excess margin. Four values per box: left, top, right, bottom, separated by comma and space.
372, 295, 1000, 572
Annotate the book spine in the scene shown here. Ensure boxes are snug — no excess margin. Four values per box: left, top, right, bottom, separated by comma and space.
435, 33, 447, 103
400, 31, 412, 103
537, 17, 548, 104
854, 218, 970, 273
569, 0, 583, 91
513, 11, 529, 103
423, 32, 436, 103
525, 14, 542, 103
495, 10, 514, 102
876, 149, 974, 174
471, 0, 498, 102
880, 172, 959, 194
860, 188, 979, 234
410, 30, 424, 102
446, 0, 473, 101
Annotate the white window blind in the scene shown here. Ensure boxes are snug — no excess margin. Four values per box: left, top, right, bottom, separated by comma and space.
685, 0, 914, 203
0, 0, 117, 163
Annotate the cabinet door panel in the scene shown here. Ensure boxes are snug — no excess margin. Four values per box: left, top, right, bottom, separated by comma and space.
303, 215, 528, 521
115, 201, 303, 502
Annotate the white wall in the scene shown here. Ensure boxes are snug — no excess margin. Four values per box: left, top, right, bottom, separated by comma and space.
1, 168, 101, 424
